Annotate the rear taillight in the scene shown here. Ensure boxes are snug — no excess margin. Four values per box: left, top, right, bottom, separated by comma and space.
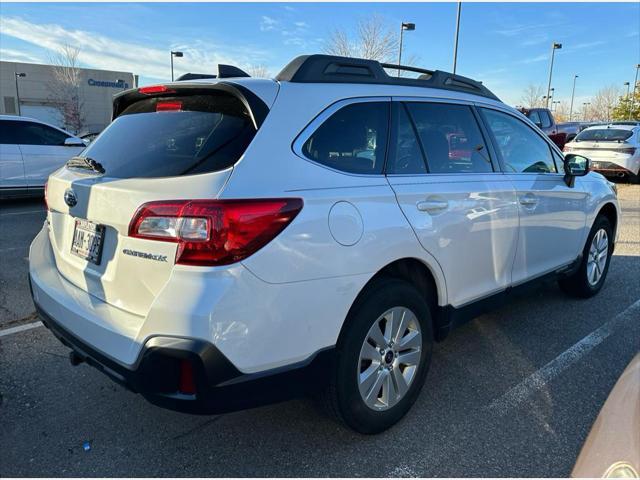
563, 145, 573, 152
619, 147, 636, 155
129, 199, 303, 266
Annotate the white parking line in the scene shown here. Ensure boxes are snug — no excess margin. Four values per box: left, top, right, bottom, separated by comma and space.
0, 321, 43, 338
488, 298, 640, 413
0, 209, 45, 217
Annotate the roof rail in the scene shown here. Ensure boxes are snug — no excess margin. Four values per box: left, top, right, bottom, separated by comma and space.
175, 65, 251, 82
275, 54, 499, 101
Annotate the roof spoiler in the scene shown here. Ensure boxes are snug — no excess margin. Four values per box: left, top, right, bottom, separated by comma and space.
276, 54, 499, 101
175, 64, 251, 82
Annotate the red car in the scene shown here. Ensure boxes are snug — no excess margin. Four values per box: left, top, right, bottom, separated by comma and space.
518, 107, 567, 150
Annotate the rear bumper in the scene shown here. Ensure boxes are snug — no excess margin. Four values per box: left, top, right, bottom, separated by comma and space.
33, 297, 333, 414
590, 158, 640, 177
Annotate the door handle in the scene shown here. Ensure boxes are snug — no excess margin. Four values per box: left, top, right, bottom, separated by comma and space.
519, 194, 538, 207
417, 199, 449, 213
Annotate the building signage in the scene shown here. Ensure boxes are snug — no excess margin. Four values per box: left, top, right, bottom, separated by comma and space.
88, 79, 129, 89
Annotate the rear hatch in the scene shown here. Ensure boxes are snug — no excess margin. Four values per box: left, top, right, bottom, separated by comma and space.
44, 83, 270, 317
566, 127, 637, 161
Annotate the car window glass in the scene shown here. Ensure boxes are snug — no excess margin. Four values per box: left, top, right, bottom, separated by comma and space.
302, 102, 389, 174
18, 122, 69, 146
527, 110, 541, 125
0, 120, 21, 144
552, 149, 565, 174
539, 110, 552, 128
406, 102, 493, 174
387, 104, 427, 174
481, 108, 557, 174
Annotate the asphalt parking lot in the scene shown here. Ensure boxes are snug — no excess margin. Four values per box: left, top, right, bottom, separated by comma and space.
1, 185, 638, 477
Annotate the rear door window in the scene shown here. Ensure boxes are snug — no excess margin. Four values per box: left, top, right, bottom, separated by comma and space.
527, 110, 541, 126
387, 104, 427, 175
302, 102, 389, 174
406, 102, 494, 174
75, 92, 257, 178
18, 122, 69, 146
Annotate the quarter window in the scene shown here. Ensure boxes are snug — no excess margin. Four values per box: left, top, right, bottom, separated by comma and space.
406, 102, 493, 174
481, 108, 557, 174
302, 102, 389, 174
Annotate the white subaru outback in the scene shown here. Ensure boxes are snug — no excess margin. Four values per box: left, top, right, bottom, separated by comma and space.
29, 55, 620, 433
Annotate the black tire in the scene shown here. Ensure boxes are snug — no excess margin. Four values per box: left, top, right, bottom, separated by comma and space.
559, 215, 613, 298
321, 277, 433, 434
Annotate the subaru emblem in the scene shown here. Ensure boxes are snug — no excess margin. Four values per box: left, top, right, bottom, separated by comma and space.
64, 189, 77, 207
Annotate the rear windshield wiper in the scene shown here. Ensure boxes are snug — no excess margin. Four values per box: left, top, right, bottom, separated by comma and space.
66, 156, 105, 174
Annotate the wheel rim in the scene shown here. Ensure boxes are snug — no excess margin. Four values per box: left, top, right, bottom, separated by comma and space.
357, 306, 422, 411
587, 228, 609, 286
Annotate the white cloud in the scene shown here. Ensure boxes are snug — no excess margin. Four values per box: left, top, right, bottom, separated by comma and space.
0, 48, 43, 63
518, 54, 549, 65
0, 16, 271, 81
260, 16, 279, 32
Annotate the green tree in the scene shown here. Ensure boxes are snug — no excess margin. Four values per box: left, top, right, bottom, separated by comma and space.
611, 90, 640, 121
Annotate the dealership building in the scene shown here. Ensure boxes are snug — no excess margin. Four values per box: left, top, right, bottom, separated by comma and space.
0, 61, 137, 134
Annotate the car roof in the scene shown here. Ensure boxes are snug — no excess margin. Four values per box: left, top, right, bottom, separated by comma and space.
581, 124, 638, 132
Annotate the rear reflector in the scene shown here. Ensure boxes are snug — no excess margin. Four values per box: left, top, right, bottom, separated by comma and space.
178, 360, 196, 395
138, 85, 176, 95
129, 199, 303, 266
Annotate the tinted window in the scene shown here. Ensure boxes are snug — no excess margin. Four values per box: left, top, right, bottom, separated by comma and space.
77, 93, 256, 178
575, 128, 633, 142
302, 102, 389, 174
19, 122, 69, 146
481, 108, 557, 173
406, 103, 493, 174
0, 120, 20, 144
387, 104, 426, 174
539, 110, 552, 128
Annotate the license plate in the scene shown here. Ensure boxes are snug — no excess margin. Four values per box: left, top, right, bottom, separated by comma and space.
71, 219, 105, 265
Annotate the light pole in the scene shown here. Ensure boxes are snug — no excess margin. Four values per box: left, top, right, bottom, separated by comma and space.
14, 72, 26, 116
549, 87, 555, 107
624, 81, 631, 120
582, 102, 591, 121
633, 64, 640, 119
569, 74, 578, 121
452, 2, 462, 74
546, 42, 562, 108
170, 51, 183, 81
398, 22, 415, 77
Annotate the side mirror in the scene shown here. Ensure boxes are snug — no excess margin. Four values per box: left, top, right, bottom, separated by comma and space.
563, 153, 590, 187
64, 137, 86, 147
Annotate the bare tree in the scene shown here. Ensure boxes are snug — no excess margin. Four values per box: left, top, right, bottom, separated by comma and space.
588, 85, 622, 122
553, 100, 571, 122
47, 44, 85, 133
246, 64, 271, 78
324, 15, 399, 65
520, 84, 546, 108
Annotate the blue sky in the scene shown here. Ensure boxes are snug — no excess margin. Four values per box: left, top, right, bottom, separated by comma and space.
1, 2, 638, 106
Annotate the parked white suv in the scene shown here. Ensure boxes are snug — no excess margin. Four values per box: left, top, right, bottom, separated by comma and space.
29, 55, 620, 433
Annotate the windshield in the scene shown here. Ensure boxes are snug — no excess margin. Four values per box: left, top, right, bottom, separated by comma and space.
76, 92, 257, 178
575, 128, 633, 142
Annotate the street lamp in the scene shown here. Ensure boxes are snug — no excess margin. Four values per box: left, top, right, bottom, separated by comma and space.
452, 2, 462, 74
14, 72, 26, 116
170, 51, 183, 82
624, 81, 631, 120
582, 102, 591, 121
569, 74, 578, 121
398, 22, 415, 77
546, 42, 562, 108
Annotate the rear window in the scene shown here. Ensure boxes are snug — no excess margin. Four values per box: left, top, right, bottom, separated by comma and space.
575, 128, 633, 142
75, 93, 257, 178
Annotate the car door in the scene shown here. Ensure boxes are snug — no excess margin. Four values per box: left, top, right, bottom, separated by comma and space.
386, 100, 519, 307
0, 120, 27, 196
16, 121, 84, 190
479, 107, 588, 285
